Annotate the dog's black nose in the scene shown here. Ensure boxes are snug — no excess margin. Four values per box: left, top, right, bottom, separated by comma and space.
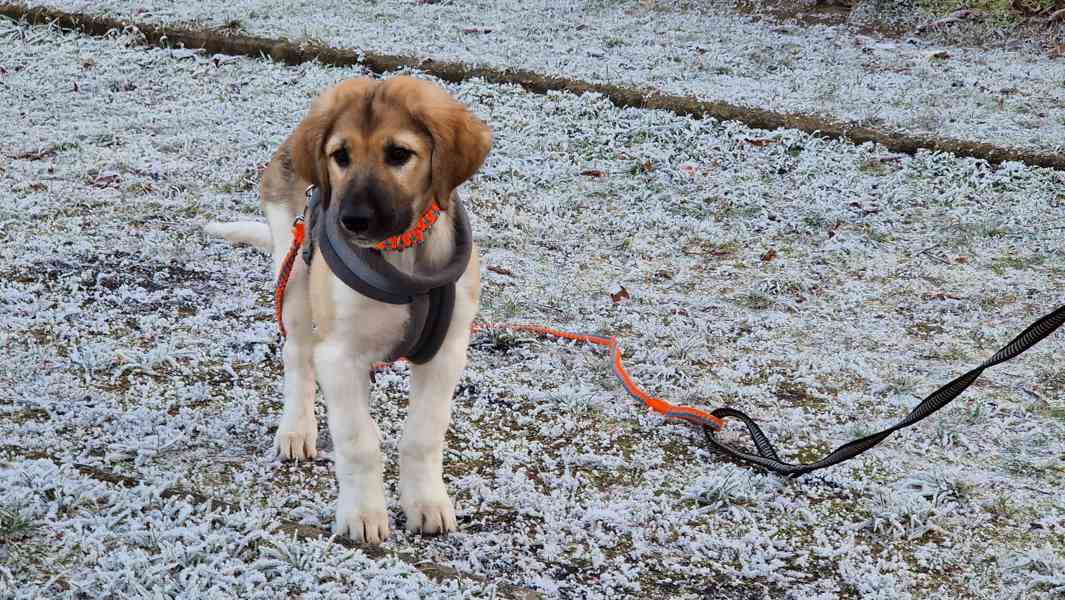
339, 203, 374, 234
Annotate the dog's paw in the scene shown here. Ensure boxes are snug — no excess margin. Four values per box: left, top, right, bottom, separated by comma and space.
334, 505, 391, 544
401, 486, 457, 535
273, 419, 318, 461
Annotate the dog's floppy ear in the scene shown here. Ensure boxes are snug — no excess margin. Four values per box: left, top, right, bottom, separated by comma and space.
394, 77, 491, 209
290, 88, 336, 200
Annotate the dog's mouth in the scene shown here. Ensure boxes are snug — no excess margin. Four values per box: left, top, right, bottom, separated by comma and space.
336, 207, 414, 249
341, 221, 411, 248
343, 232, 384, 248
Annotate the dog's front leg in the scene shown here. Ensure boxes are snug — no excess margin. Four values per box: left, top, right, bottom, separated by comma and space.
267, 203, 318, 461
315, 339, 390, 543
400, 334, 470, 535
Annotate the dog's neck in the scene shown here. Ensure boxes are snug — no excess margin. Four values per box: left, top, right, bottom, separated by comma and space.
381, 209, 456, 276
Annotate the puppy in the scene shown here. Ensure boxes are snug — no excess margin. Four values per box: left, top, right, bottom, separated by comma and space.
206, 76, 491, 543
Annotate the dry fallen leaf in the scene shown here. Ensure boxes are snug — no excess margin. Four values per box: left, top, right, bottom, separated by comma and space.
923, 292, 962, 301
744, 138, 775, 147
760, 248, 778, 262
487, 265, 513, 277
610, 285, 631, 304
89, 172, 121, 188
580, 169, 607, 178
679, 163, 714, 177
828, 221, 842, 239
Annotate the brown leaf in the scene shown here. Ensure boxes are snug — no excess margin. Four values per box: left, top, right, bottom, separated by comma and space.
580, 169, 607, 178
955, 256, 968, 264
744, 138, 775, 147
610, 285, 631, 304
487, 265, 513, 277
679, 163, 714, 176
760, 248, 778, 262
89, 171, 121, 188
828, 221, 842, 238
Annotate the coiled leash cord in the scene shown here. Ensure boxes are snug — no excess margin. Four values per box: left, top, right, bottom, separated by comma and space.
276, 216, 1064, 476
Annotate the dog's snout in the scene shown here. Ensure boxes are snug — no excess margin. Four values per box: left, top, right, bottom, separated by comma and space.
340, 203, 375, 235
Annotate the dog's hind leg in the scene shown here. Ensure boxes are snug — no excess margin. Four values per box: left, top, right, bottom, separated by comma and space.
266, 201, 319, 460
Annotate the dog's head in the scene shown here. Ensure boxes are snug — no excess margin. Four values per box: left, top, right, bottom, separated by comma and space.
290, 76, 492, 246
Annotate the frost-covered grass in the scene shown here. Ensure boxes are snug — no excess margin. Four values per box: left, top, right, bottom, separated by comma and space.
2, 18, 1065, 599
15, 0, 1065, 157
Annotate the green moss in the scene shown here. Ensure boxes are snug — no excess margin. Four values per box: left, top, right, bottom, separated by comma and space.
794, 442, 832, 464
0, 506, 38, 543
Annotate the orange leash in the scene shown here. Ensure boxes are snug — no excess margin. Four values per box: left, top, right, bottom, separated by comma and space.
275, 218, 724, 432
467, 323, 725, 431
274, 216, 305, 338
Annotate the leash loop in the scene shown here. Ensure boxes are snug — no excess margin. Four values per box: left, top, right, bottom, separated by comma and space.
704, 305, 1065, 477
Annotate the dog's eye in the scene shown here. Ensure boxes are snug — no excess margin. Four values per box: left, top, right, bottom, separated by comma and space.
385, 145, 413, 167
332, 148, 350, 168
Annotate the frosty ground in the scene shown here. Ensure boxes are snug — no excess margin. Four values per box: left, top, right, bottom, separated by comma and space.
16, 0, 1065, 158
2, 15, 1065, 600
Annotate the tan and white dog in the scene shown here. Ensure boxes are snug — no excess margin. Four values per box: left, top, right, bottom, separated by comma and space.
206, 76, 491, 543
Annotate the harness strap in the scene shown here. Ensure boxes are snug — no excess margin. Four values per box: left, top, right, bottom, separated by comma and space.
702, 305, 1065, 476
405, 284, 455, 364
275, 198, 457, 364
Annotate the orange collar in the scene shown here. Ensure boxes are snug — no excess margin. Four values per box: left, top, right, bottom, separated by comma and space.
374, 200, 443, 252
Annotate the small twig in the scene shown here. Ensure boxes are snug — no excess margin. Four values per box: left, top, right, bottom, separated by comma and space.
915, 244, 952, 266
1019, 387, 1042, 402
486, 265, 514, 277
1045, 8, 1065, 27
915, 9, 985, 34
